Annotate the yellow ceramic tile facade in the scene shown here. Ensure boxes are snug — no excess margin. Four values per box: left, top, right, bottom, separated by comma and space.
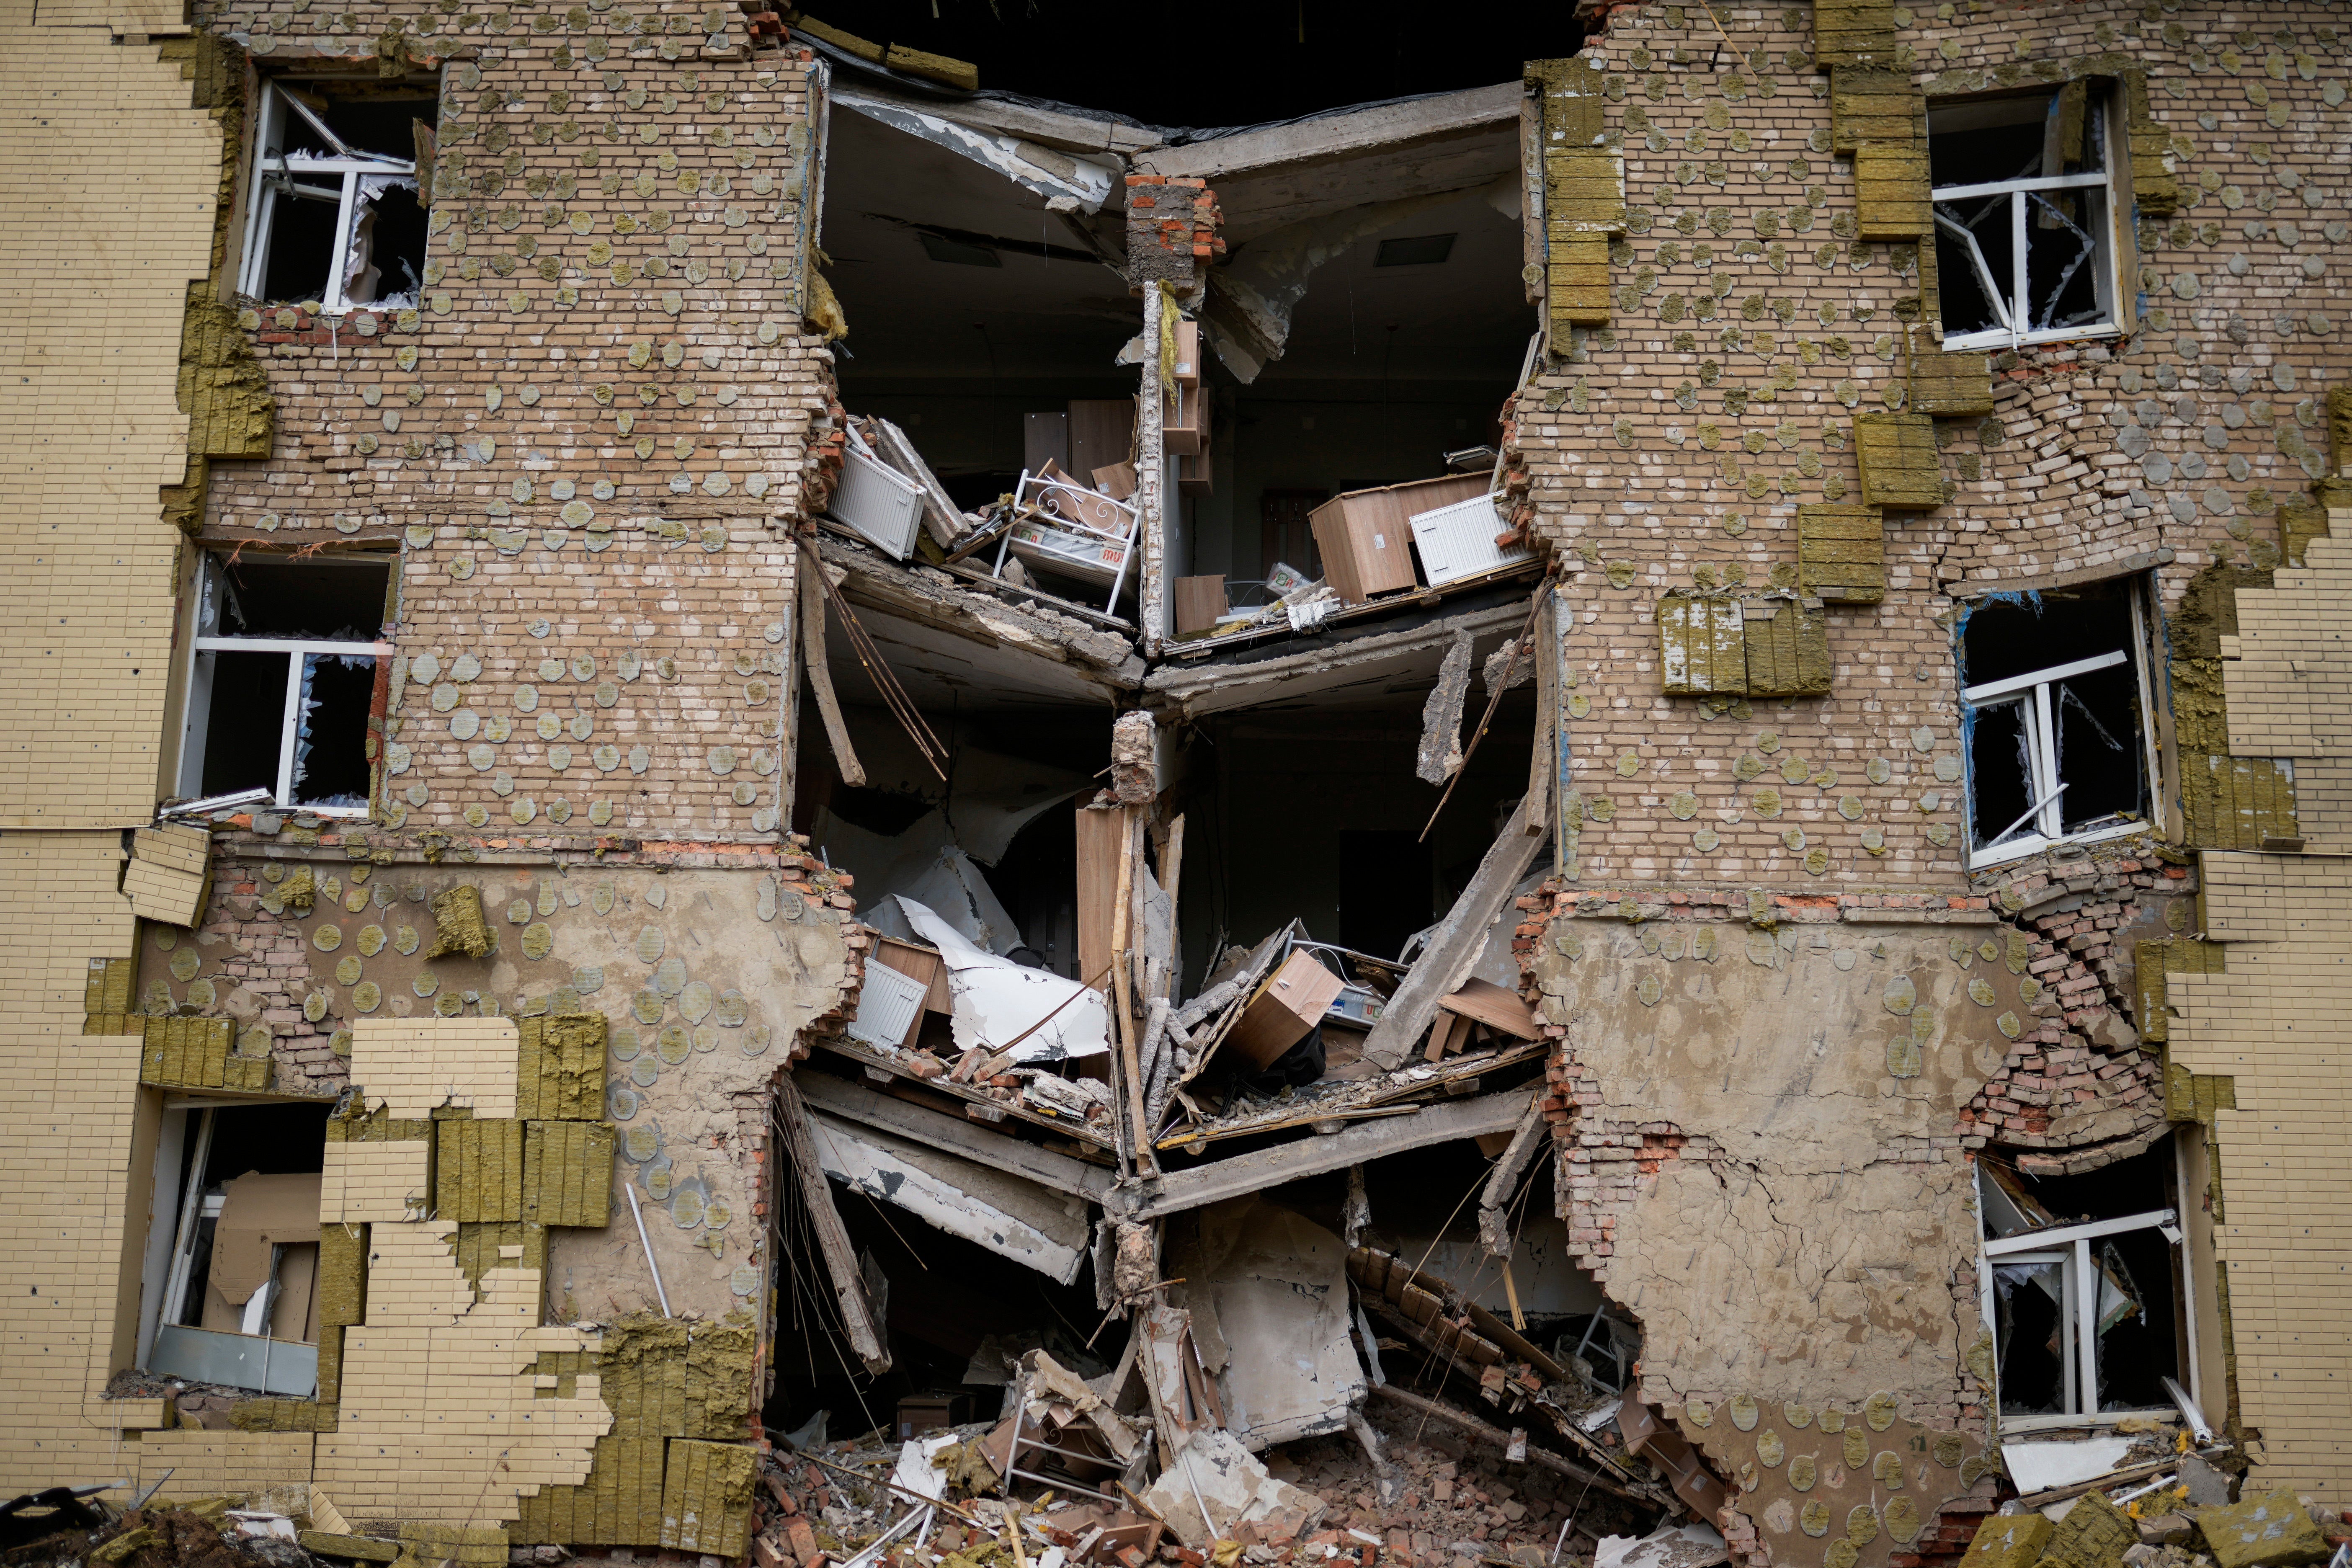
2164, 856, 2352, 1503
353, 1017, 521, 1119
0, 2, 212, 829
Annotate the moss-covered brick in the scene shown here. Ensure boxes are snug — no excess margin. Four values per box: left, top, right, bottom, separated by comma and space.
660, 1438, 755, 1557
1854, 144, 1932, 241
1813, 0, 1898, 69
1742, 595, 1833, 698
517, 1012, 609, 1121
435, 1117, 524, 1222
523, 1119, 616, 1228
1797, 505, 1886, 604
426, 883, 494, 959
1961, 1514, 2053, 1568
1830, 67, 1921, 155
1855, 413, 1943, 509
1657, 592, 1747, 696
318, 1221, 368, 1326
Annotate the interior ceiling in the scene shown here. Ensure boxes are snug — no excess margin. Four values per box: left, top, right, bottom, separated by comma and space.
825, 591, 1125, 713
805, 0, 1580, 128
1194, 108, 1520, 243
1260, 188, 1533, 384
825, 107, 1140, 383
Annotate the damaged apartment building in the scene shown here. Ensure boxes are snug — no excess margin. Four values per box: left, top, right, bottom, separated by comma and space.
6, 1, 2352, 1566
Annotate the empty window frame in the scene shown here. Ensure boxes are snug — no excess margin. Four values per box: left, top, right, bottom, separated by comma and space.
1931, 85, 2119, 351
1978, 1158, 2200, 1431
138, 1100, 330, 1395
1958, 577, 2159, 867
237, 78, 436, 310
177, 552, 393, 816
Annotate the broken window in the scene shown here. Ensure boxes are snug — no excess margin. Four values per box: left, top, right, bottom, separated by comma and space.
1978, 1147, 2205, 1432
176, 551, 392, 815
237, 78, 435, 310
137, 1099, 330, 1398
1958, 576, 2155, 867
1930, 85, 2117, 350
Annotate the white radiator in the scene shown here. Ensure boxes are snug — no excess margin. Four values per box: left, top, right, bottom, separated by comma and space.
1409, 493, 1528, 588
845, 958, 929, 1050
829, 446, 925, 560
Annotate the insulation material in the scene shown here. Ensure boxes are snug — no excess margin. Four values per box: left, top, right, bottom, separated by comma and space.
83, 955, 135, 1034
1171, 1197, 1365, 1450
1795, 505, 1887, 604
1138, 1427, 1328, 1550
522, 1119, 616, 1228
1741, 595, 1833, 699
659, 1437, 756, 1557
1655, 593, 1747, 696
513, 1436, 668, 1546
317, 1222, 368, 1328
806, 1112, 1090, 1284
426, 883, 495, 959
902, 898, 1110, 1061
818, 812, 1024, 955
1854, 412, 1944, 510
516, 1014, 609, 1121
141, 1015, 267, 1092
124, 824, 212, 927
834, 90, 1117, 213
436, 1117, 525, 1222
1854, 144, 1931, 240
450, 1219, 549, 1295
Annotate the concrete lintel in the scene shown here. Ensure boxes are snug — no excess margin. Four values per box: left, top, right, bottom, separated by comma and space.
820, 534, 1147, 689
1137, 83, 1522, 181
1837, 906, 2004, 925
1145, 601, 1527, 719
794, 1068, 1119, 1207
1940, 548, 2176, 600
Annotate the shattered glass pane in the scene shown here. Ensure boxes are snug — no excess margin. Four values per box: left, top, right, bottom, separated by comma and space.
1991, 1256, 2070, 1416
289, 651, 376, 808
1966, 697, 2032, 848
2025, 188, 2106, 333
2053, 662, 2145, 833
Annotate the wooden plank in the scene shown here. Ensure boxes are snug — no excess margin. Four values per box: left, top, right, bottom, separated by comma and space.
774, 1075, 892, 1373
1522, 588, 1554, 837
1075, 804, 1124, 995
794, 1068, 1119, 1204
1358, 819, 1545, 1072
1436, 977, 1541, 1040
798, 553, 866, 786
1068, 398, 1137, 487
815, 1037, 1118, 1148
1128, 1090, 1535, 1221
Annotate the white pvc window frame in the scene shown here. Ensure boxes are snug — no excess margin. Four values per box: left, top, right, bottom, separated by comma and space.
1981, 1207, 2189, 1431
176, 556, 387, 818
1962, 584, 2161, 869
1933, 97, 2121, 352
236, 79, 418, 313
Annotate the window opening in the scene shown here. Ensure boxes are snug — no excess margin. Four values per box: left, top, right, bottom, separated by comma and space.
1958, 578, 2153, 866
1978, 1148, 2194, 1428
237, 78, 434, 311
1930, 87, 2117, 351
140, 1100, 330, 1398
177, 552, 393, 815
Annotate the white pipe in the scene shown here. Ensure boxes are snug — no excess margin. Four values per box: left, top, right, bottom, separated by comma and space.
625, 1182, 672, 1317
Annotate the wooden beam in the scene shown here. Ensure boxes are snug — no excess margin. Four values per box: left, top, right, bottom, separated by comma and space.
1359, 816, 1545, 1072
1128, 1090, 1532, 1221
1364, 1384, 1656, 1507
795, 1069, 1119, 1206
774, 1075, 891, 1372
799, 553, 866, 787
1477, 1099, 1550, 1258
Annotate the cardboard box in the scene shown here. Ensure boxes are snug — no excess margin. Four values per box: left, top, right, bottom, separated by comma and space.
1174, 575, 1229, 637
1309, 474, 1488, 604
1172, 317, 1201, 383
1224, 949, 1346, 1069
